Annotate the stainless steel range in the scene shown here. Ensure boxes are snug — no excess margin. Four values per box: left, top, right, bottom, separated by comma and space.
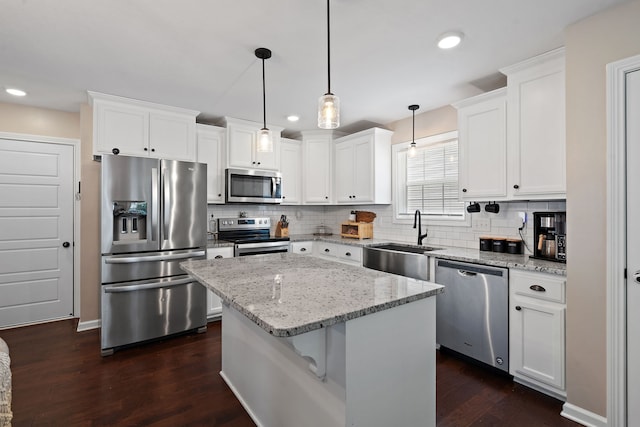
217, 217, 290, 256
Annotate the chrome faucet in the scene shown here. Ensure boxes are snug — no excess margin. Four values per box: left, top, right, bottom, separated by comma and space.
413, 210, 428, 246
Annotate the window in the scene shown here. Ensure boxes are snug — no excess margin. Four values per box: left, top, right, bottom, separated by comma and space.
393, 131, 467, 224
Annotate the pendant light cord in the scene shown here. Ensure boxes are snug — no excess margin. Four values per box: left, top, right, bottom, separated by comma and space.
261, 56, 267, 128
326, 0, 332, 95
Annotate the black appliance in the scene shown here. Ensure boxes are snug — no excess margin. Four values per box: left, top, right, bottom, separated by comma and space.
532, 211, 566, 262
218, 217, 290, 256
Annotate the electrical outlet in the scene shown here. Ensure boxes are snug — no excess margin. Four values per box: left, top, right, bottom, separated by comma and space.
473, 218, 491, 232
518, 211, 527, 234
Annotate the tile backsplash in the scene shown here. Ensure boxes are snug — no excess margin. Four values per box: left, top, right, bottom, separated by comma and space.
207, 200, 566, 256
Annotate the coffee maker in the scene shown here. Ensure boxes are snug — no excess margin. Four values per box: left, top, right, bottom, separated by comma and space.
533, 212, 567, 262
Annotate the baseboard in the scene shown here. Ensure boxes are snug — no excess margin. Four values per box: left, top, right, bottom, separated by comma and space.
561, 402, 607, 427
76, 319, 101, 332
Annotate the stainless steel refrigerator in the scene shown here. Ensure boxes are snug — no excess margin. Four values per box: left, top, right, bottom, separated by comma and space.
100, 154, 207, 356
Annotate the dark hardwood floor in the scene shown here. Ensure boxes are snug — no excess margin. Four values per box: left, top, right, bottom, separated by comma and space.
0, 319, 579, 426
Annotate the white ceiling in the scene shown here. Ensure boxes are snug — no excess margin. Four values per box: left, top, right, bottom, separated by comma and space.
0, 0, 628, 135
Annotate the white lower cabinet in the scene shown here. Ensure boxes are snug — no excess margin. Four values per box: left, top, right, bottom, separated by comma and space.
509, 269, 566, 399
206, 246, 234, 319
290, 241, 313, 254
314, 241, 362, 265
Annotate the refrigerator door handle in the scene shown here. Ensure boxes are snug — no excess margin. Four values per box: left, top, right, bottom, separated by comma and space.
151, 167, 159, 242
103, 277, 195, 293
104, 250, 206, 264
163, 169, 170, 242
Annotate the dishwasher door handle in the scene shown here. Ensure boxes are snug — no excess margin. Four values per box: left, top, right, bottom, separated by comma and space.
457, 270, 478, 277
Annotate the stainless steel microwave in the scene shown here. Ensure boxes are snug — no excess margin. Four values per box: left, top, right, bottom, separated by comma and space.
225, 168, 282, 204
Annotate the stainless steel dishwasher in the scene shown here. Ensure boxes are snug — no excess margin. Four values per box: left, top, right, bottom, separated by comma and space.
434, 259, 509, 372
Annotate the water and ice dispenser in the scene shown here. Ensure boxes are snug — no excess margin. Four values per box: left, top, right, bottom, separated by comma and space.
112, 201, 147, 243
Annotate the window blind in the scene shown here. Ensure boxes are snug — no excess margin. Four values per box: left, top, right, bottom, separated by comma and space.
406, 139, 464, 216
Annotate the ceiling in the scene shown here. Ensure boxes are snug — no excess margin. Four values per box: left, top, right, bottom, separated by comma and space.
0, 0, 628, 135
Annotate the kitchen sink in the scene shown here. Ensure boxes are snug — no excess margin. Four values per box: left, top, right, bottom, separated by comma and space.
363, 243, 440, 281
371, 243, 441, 254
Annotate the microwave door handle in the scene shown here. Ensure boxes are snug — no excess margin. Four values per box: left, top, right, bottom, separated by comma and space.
272, 177, 276, 197
151, 167, 158, 242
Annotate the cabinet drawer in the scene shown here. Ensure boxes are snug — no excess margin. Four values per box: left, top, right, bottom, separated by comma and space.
315, 242, 337, 257
206, 247, 234, 260
510, 269, 565, 303
337, 245, 362, 263
291, 241, 313, 254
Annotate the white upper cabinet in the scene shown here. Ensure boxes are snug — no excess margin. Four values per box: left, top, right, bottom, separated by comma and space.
280, 138, 302, 205
334, 128, 393, 204
454, 88, 508, 201
196, 124, 225, 204
224, 117, 282, 171
501, 48, 566, 200
89, 91, 198, 161
301, 130, 343, 204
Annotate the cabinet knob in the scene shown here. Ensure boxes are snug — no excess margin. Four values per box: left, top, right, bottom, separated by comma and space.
300, 247, 307, 252
462, 188, 467, 193
325, 196, 328, 199
62, 241, 71, 248
324, 248, 330, 253
143, 147, 148, 152
513, 184, 519, 189
352, 195, 356, 199
529, 285, 546, 292
214, 255, 223, 259
252, 161, 256, 165
257, 162, 261, 165
282, 196, 286, 199
151, 148, 155, 152
218, 194, 222, 197
515, 306, 522, 311
112, 148, 120, 155
345, 252, 351, 257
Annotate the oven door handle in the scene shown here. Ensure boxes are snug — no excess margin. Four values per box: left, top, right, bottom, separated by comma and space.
103, 277, 195, 293
104, 250, 205, 264
236, 241, 289, 250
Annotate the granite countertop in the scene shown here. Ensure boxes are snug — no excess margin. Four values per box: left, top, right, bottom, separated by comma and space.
181, 253, 443, 337
288, 234, 567, 276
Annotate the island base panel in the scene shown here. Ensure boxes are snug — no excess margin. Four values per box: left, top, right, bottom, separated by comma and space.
220, 298, 436, 427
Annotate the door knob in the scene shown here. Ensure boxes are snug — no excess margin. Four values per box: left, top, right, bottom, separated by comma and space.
633, 271, 640, 284
62, 241, 71, 248
515, 306, 522, 311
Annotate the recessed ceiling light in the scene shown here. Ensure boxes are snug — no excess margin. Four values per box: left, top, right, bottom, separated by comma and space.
6, 88, 27, 97
287, 115, 300, 122
437, 32, 464, 49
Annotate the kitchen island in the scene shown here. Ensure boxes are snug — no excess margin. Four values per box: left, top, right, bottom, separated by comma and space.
181, 253, 443, 427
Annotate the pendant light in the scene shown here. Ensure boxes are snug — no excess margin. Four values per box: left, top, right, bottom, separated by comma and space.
408, 104, 419, 158
255, 47, 273, 152
318, 0, 340, 129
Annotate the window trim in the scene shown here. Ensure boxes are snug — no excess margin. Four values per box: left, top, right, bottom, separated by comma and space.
392, 130, 471, 227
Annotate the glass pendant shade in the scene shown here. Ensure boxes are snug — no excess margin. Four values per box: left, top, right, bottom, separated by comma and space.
318, 93, 340, 129
257, 127, 273, 152
408, 142, 417, 158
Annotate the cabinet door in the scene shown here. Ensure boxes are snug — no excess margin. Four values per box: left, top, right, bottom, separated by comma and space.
303, 138, 332, 203
334, 141, 354, 203
254, 134, 280, 171
206, 247, 233, 318
197, 127, 225, 203
457, 92, 507, 200
149, 112, 196, 161
227, 125, 256, 169
510, 296, 565, 390
506, 50, 566, 199
96, 103, 149, 156
352, 136, 374, 203
280, 139, 302, 204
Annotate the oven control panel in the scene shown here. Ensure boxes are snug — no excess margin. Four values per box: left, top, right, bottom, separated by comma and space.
218, 217, 271, 231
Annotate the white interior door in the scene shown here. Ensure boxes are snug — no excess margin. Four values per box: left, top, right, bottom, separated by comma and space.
0, 138, 74, 327
626, 67, 640, 424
